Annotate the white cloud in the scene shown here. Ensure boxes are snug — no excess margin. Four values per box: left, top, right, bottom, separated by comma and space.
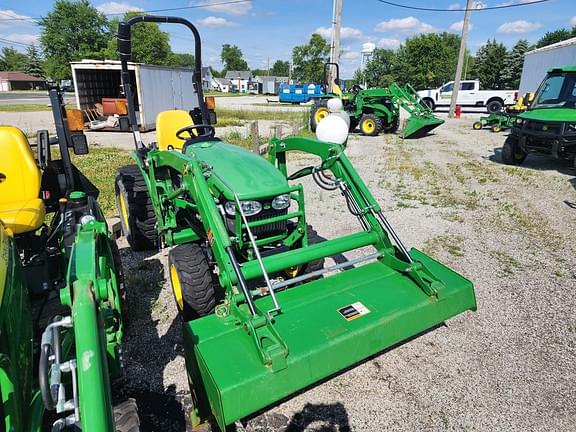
314, 26, 364, 41
448, 3, 460, 10
497, 20, 541, 33
0, 9, 36, 28
449, 20, 473, 32
377, 38, 401, 49
375, 16, 435, 35
197, 0, 252, 16
95, 2, 143, 14
340, 48, 360, 61
197, 16, 234, 27
0, 33, 39, 45
571, 16, 576, 27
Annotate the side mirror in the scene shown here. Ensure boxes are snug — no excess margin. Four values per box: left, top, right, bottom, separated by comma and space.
36, 130, 51, 169
70, 132, 89, 155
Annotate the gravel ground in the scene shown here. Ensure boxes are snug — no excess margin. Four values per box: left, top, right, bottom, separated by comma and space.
113, 116, 576, 431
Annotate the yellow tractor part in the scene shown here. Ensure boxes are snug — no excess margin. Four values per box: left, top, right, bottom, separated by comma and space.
361, 118, 376, 134
170, 263, 184, 311
314, 106, 329, 124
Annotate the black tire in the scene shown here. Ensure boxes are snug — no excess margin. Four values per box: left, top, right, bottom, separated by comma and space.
168, 243, 217, 321
422, 98, 435, 111
114, 399, 140, 432
359, 114, 382, 136
310, 100, 329, 132
486, 99, 503, 114
383, 117, 400, 133
501, 136, 527, 165
302, 225, 325, 275
472, 121, 482, 130
491, 124, 502, 133
349, 117, 359, 132
115, 165, 158, 252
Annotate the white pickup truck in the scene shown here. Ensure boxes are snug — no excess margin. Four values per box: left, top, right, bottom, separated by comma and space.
417, 80, 518, 113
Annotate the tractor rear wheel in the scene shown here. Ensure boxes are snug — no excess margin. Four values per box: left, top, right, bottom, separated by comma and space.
114, 399, 140, 432
115, 165, 158, 252
502, 136, 527, 165
168, 243, 217, 321
310, 100, 329, 132
359, 114, 382, 136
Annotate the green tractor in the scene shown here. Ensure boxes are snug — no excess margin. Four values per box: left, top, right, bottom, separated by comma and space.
0, 89, 138, 431
114, 15, 476, 431
310, 63, 444, 139
502, 66, 576, 167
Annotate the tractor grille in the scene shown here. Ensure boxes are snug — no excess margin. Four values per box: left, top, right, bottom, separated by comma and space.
225, 208, 288, 238
525, 121, 562, 135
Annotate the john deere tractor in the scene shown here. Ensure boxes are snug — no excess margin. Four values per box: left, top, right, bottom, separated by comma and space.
310, 63, 444, 138
0, 89, 138, 431
114, 15, 476, 431
502, 66, 576, 167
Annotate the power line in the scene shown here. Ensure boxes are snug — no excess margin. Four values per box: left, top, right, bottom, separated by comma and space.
0, 36, 34, 47
374, 0, 551, 12
0, 0, 253, 21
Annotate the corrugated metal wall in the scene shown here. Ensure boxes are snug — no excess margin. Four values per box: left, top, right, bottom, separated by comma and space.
519, 44, 576, 94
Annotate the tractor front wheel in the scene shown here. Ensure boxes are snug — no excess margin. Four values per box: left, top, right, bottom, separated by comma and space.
114, 399, 140, 432
472, 121, 482, 130
168, 243, 218, 321
115, 165, 158, 251
501, 136, 527, 165
310, 100, 329, 132
491, 124, 502, 133
359, 114, 382, 136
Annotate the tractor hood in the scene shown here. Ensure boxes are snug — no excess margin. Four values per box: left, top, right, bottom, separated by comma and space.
520, 108, 576, 123
187, 140, 289, 200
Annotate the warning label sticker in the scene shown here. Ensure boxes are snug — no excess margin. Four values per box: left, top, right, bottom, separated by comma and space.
338, 302, 370, 321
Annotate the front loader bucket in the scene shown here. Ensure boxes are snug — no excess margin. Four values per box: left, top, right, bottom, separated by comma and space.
183, 249, 476, 430
402, 115, 445, 139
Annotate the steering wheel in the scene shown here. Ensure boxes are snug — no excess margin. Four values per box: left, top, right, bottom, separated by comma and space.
176, 124, 215, 141
351, 84, 363, 94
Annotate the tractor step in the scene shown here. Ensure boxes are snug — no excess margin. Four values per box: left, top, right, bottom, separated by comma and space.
184, 249, 476, 430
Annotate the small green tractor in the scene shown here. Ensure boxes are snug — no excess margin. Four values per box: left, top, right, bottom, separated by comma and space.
310, 63, 444, 138
502, 66, 576, 167
473, 92, 534, 133
0, 89, 137, 431
115, 15, 476, 431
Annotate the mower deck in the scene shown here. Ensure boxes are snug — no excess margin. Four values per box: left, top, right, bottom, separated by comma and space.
184, 249, 476, 429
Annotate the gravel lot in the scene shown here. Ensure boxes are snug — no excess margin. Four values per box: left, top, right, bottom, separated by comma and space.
113, 115, 576, 431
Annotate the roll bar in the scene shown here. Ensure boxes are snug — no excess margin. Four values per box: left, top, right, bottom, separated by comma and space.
117, 15, 210, 149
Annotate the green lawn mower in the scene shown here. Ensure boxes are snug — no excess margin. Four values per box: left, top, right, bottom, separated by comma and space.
473, 92, 534, 133
310, 63, 444, 139
0, 89, 138, 431
114, 15, 476, 431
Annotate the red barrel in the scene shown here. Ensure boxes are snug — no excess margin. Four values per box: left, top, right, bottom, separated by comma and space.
455, 104, 462, 118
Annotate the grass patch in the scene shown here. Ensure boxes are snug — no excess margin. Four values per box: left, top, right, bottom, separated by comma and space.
491, 250, 521, 274
204, 91, 250, 97
253, 102, 308, 108
424, 234, 465, 258
216, 108, 305, 125
0, 104, 51, 112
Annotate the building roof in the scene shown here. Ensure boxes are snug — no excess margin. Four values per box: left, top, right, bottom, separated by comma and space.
0, 71, 45, 82
526, 37, 576, 55
225, 70, 252, 80
214, 77, 231, 86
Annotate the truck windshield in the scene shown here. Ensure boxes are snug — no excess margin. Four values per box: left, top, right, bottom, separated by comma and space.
532, 72, 576, 109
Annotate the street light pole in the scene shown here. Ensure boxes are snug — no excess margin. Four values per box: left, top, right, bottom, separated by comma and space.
449, 0, 474, 118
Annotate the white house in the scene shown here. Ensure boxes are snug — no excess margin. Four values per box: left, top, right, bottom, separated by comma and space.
202, 67, 214, 90
224, 70, 252, 93
213, 77, 231, 93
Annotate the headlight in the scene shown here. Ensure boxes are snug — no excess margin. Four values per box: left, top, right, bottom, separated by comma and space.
224, 200, 262, 216
566, 123, 576, 133
271, 194, 290, 210
515, 117, 524, 125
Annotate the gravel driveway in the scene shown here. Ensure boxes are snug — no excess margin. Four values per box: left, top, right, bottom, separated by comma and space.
114, 117, 576, 431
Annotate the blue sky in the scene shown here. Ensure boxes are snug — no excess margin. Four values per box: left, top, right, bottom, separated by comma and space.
0, 0, 573, 77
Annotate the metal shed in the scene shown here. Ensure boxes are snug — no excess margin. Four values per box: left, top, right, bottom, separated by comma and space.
519, 37, 576, 94
70, 60, 199, 131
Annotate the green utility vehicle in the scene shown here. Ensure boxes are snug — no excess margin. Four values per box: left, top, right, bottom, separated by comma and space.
502, 66, 576, 166
0, 89, 138, 431
310, 63, 444, 138
114, 15, 476, 431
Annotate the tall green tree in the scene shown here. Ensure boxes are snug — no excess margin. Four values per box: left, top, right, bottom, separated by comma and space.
271, 60, 289, 76
167, 53, 195, 68
291, 34, 330, 83
40, 0, 109, 80
474, 39, 508, 89
221, 44, 248, 72
534, 28, 576, 49
0, 47, 27, 71
362, 48, 397, 88
394, 32, 461, 88
501, 39, 529, 89
24, 44, 44, 78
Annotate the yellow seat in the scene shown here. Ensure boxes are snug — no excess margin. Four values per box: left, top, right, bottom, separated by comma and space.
331, 81, 343, 97
0, 126, 46, 234
156, 110, 194, 151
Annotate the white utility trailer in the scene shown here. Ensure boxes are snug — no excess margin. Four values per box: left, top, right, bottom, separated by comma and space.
519, 37, 576, 94
70, 60, 199, 131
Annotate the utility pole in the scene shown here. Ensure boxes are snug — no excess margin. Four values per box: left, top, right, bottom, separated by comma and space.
449, 0, 473, 118
329, 0, 342, 86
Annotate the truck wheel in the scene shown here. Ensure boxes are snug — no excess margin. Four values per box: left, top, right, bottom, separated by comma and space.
486, 99, 503, 114
115, 165, 158, 252
502, 136, 527, 165
422, 98, 435, 111
359, 114, 382, 136
114, 399, 140, 432
168, 243, 217, 321
310, 100, 329, 132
